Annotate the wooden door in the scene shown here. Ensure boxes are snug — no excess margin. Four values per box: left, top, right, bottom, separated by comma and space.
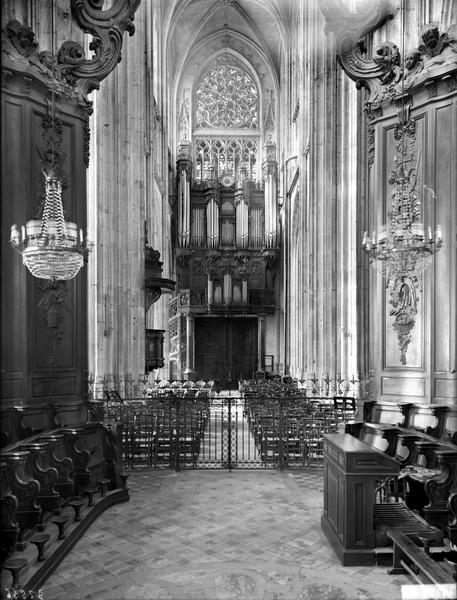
195, 317, 257, 383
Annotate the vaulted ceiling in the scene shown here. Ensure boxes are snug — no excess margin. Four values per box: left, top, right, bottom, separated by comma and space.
164, 0, 292, 154
165, 0, 293, 81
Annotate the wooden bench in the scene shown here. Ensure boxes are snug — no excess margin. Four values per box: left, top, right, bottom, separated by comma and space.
1, 403, 88, 447
387, 530, 453, 585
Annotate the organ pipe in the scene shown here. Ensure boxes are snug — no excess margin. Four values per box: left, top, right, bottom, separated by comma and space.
207, 197, 219, 248
191, 208, 205, 246
235, 193, 249, 248
263, 138, 277, 248
177, 141, 192, 247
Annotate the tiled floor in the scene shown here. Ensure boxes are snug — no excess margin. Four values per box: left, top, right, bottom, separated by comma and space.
43, 468, 409, 600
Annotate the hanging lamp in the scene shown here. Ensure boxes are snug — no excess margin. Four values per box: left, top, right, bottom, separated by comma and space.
9, 0, 88, 281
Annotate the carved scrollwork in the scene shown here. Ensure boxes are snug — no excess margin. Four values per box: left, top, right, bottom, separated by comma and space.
322, 0, 395, 94
321, 1, 457, 115
3, 3, 140, 104
423, 452, 457, 529
58, 40, 86, 66
53, 0, 141, 100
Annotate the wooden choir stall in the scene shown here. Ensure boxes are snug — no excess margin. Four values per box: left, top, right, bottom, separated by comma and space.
321, 400, 457, 587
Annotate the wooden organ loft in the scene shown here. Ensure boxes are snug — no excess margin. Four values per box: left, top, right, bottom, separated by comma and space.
169, 137, 280, 382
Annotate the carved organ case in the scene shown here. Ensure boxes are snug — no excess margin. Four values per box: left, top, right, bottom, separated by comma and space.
170, 52, 280, 380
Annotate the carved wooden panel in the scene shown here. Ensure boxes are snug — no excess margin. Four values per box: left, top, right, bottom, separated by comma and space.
433, 100, 457, 379
372, 95, 457, 403
1, 72, 87, 411
381, 376, 425, 397
1, 97, 27, 403
381, 116, 426, 371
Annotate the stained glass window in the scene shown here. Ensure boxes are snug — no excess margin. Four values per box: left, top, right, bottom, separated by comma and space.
195, 56, 258, 129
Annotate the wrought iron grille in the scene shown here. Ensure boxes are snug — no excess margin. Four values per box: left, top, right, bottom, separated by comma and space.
100, 395, 342, 471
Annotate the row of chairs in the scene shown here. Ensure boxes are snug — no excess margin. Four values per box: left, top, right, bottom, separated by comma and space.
113, 399, 210, 468
244, 395, 357, 465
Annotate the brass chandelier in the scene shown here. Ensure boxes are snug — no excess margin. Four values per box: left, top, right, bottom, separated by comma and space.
362, 133, 443, 286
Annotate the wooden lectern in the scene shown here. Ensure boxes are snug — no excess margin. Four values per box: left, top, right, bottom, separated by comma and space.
321, 433, 400, 566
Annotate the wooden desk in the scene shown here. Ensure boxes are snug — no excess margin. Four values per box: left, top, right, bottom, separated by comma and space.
321, 433, 400, 566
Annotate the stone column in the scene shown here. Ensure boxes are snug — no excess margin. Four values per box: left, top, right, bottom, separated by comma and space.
262, 137, 277, 249
257, 315, 266, 372
184, 313, 197, 380
87, 3, 148, 396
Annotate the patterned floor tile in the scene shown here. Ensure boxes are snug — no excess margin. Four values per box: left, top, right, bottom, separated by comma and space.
43, 469, 409, 600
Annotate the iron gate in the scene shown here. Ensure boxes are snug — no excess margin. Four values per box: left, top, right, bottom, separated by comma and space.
104, 395, 339, 470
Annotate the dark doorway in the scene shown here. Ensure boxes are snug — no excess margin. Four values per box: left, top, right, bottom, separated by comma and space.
195, 317, 258, 384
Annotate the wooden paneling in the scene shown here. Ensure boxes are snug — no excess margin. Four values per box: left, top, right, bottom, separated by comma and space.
433, 101, 456, 374
1, 70, 88, 415
382, 116, 426, 371
1, 98, 27, 400
31, 376, 77, 398
434, 377, 457, 400
381, 376, 425, 397
371, 91, 457, 403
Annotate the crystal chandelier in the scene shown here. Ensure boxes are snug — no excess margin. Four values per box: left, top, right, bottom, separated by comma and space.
10, 169, 87, 280
9, 0, 88, 281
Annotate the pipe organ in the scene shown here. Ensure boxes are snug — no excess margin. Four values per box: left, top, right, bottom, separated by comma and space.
171, 139, 280, 380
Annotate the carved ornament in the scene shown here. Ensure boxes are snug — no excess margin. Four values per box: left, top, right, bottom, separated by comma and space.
60, 0, 141, 100
389, 275, 418, 366
321, 1, 457, 113
320, 0, 396, 96
3, 0, 140, 105
37, 281, 69, 365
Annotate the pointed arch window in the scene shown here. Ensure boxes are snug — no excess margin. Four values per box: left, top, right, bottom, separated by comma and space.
193, 55, 260, 181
